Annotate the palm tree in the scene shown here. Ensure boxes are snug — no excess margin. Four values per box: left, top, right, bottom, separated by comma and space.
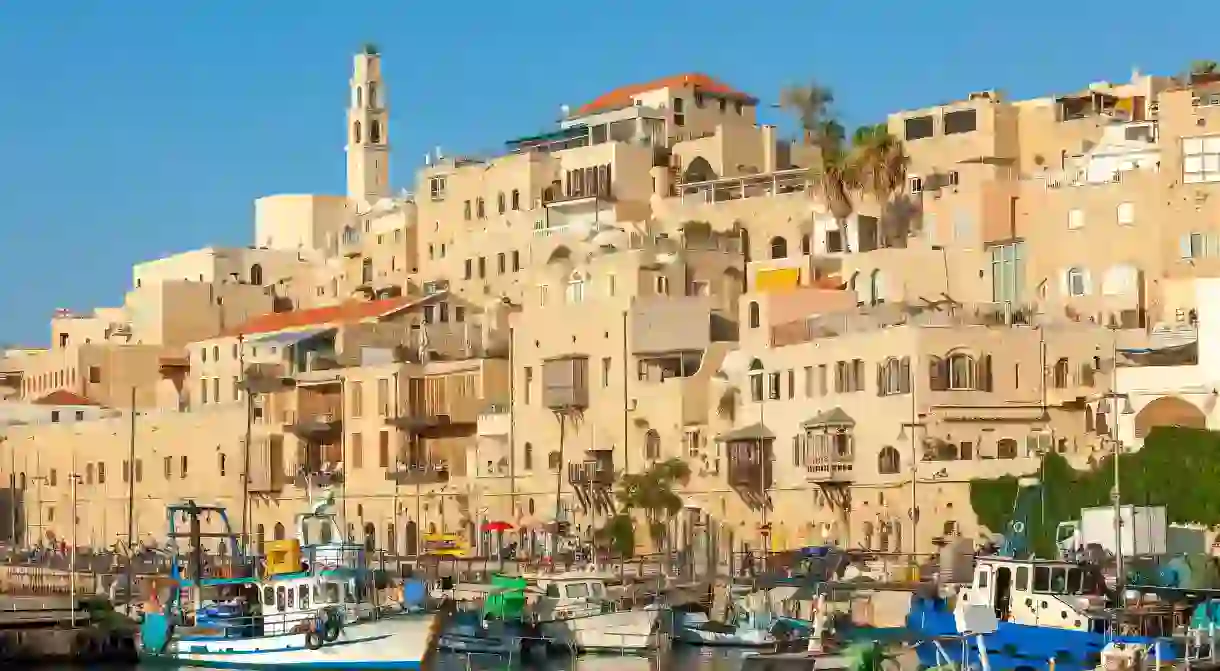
779, 82, 836, 146
596, 458, 691, 555
851, 123, 911, 244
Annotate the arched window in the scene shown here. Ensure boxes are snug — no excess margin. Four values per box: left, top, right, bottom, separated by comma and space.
370, 120, 382, 144
363, 522, 376, 552
996, 438, 1018, 459
368, 82, 378, 108
256, 524, 265, 555
801, 234, 811, 255
386, 523, 396, 556
869, 269, 885, 305
947, 353, 977, 390
566, 271, 586, 304
645, 429, 661, 460
405, 520, 418, 556
352, 121, 362, 144
523, 442, 533, 470
748, 301, 761, 329
748, 358, 765, 402
354, 86, 363, 108
878, 446, 901, 474
218, 453, 226, 476
547, 450, 562, 470
1065, 267, 1087, 297
511, 189, 521, 210
769, 236, 788, 259
250, 263, 263, 286
497, 192, 506, 214
274, 522, 286, 540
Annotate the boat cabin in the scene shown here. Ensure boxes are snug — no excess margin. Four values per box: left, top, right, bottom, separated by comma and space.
965, 557, 1106, 632
533, 574, 613, 620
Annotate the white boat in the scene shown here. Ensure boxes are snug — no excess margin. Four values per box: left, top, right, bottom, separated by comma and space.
138, 499, 438, 669
673, 610, 809, 647
531, 572, 666, 653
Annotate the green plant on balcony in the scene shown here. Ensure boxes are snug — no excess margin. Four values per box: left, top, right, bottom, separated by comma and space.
969, 427, 1220, 558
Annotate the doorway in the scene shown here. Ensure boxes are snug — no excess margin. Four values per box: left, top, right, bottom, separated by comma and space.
994, 566, 1013, 620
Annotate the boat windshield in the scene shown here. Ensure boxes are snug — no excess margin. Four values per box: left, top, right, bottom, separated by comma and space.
1032, 565, 1096, 595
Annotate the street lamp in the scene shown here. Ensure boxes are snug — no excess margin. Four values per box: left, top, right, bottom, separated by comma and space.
1099, 389, 1134, 599
29, 475, 49, 548
67, 471, 83, 628
896, 419, 927, 557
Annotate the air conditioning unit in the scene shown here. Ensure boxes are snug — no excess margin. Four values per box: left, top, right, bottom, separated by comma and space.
1193, 97, 1203, 107
422, 280, 449, 295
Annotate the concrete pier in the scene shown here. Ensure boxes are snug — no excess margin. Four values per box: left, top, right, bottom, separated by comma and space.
0, 595, 138, 664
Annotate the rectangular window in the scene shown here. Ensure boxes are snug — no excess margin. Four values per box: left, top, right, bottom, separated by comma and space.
786, 369, 795, 399
512, 251, 521, 271
1067, 208, 1085, 230
803, 366, 814, 397
942, 109, 978, 135
379, 431, 390, 468
233, 376, 241, 401
350, 382, 363, 418
464, 259, 472, 279
201, 379, 209, 404
1116, 202, 1135, 226
767, 372, 781, 400
163, 456, 172, 479
1183, 136, 1220, 184
903, 115, 935, 141
989, 241, 1025, 304
601, 357, 611, 388
523, 367, 533, 404
478, 257, 486, 278
377, 378, 389, 415
497, 253, 506, 274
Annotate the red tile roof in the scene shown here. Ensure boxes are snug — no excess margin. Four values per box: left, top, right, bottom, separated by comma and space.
33, 390, 99, 407
227, 296, 416, 337
577, 73, 754, 115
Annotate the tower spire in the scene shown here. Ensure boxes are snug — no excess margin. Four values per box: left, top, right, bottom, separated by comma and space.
346, 45, 390, 204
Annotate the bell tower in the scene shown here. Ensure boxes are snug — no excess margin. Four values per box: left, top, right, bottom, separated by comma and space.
346, 44, 390, 204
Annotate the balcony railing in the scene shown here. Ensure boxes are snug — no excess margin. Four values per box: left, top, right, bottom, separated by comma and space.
677, 168, 809, 205
386, 459, 450, 485
285, 412, 342, 437
805, 460, 854, 483
567, 462, 613, 487
294, 465, 344, 489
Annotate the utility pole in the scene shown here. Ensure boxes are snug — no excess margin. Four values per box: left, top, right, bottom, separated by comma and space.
125, 386, 137, 608
68, 469, 82, 628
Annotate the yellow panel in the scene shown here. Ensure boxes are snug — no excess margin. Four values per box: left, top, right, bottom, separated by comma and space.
755, 268, 801, 293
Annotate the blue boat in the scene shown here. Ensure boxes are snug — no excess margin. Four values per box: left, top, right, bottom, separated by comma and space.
138, 499, 438, 669
906, 555, 1181, 671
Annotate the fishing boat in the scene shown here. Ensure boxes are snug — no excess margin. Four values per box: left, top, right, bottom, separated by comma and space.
673, 607, 809, 647
137, 498, 438, 669
436, 575, 538, 656
531, 571, 667, 653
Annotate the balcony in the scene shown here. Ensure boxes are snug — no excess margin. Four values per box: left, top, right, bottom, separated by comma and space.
542, 356, 589, 410
294, 466, 344, 489
247, 435, 286, 493
293, 351, 345, 386
719, 423, 775, 490
802, 409, 856, 484
294, 439, 343, 488
567, 460, 613, 487
631, 297, 713, 355
385, 458, 450, 485
677, 168, 809, 205
393, 322, 505, 363
284, 390, 343, 437
340, 231, 363, 257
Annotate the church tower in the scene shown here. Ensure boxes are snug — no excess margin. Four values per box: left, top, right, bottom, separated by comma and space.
346, 44, 390, 204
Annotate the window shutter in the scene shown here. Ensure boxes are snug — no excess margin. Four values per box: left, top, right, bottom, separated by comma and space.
929, 356, 947, 391
977, 355, 993, 392
1058, 269, 1070, 297
1081, 269, 1092, 296
900, 357, 912, 393
876, 363, 885, 397
1181, 234, 1195, 259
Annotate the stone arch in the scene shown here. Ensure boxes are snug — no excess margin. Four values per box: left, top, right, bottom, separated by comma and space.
404, 520, 418, 556
273, 522, 286, 540
352, 120, 362, 144
683, 156, 717, 183
769, 236, 788, 259
1134, 396, 1206, 439
250, 263, 263, 286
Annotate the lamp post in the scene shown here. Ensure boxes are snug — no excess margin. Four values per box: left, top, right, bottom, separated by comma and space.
1100, 388, 1134, 601
897, 418, 926, 557
67, 471, 83, 628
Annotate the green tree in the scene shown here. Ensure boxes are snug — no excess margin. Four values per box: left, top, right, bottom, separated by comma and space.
970, 427, 1220, 558
1191, 60, 1218, 75
595, 458, 691, 555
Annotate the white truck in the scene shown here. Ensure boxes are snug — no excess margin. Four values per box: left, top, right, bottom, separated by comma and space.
1055, 505, 1206, 559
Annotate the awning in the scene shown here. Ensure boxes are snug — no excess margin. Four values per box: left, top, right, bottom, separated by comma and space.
246, 327, 335, 346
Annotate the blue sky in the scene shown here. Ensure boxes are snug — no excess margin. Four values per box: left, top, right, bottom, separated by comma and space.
0, 1, 1209, 346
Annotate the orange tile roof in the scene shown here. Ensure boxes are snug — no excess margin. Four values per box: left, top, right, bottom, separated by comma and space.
33, 390, 99, 407
577, 73, 754, 115
227, 296, 416, 337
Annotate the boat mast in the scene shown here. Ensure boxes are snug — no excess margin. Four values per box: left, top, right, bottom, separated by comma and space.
1108, 328, 1124, 604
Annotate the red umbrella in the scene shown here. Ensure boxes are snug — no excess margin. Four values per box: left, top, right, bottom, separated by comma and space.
482, 521, 514, 532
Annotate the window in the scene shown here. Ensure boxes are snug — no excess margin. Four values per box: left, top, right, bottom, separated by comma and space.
1183, 136, 1220, 184
350, 381, 363, 418
748, 301, 761, 328
769, 236, 788, 259
523, 367, 533, 404
464, 259, 473, 279
749, 372, 764, 402
51, 410, 60, 422
908, 176, 923, 194
1067, 208, 1085, 230
947, 353, 977, 390
478, 257, 486, 278
786, 369, 795, 399
379, 431, 390, 467
511, 189, 520, 210
538, 284, 549, 306
201, 379, 209, 404
607, 274, 616, 297
476, 198, 485, 219
878, 447, 901, 474
429, 176, 447, 200
88, 366, 101, 384
512, 251, 521, 271
163, 457, 172, 479
497, 252, 506, 274
180, 455, 189, 479
942, 109, 977, 135
1181, 232, 1205, 259
1066, 267, 1088, 297
218, 453, 226, 476
878, 357, 912, 395
903, 115, 935, 141
989, 242, 1025, 304
803, 366, 814, 397
97, 462, 106, 484
370, 120, 382, 143
523, 442, 533, 470
767, 372, 781, 400
1115, 202, 1135, 226
351, 432, 363, 468
497, 192, 506, 214
463, 200, 472, 220
673, 97, 685, 126
601, 357, 611, 388
377, 378, 389, 415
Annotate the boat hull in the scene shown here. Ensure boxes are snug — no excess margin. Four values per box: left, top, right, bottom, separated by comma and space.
540, 607, 665, 653
908, 596, 1178, 671
141, 612, 437, 670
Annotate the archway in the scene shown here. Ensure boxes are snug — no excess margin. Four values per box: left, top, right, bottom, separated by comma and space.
1134, 396, 1206, 438
404, 520, 418, 556
363, 522, 376, 552
683, 156, 717, 183
273, 522, 285, 540
250, 263, 263, 286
